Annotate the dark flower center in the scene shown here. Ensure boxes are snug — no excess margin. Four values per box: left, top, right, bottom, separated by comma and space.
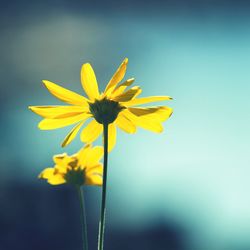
64, 168, 85, 186
89, 98, 124, 124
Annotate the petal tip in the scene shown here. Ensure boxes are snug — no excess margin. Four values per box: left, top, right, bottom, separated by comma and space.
42, 80, 49, 85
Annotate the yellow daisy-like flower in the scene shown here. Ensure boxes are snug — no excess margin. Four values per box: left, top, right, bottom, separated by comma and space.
29, 58, 173, 151
39, 144, 103, 186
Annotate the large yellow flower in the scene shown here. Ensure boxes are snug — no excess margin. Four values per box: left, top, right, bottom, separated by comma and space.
29, 58, 173, 151
39, 144, 103, 186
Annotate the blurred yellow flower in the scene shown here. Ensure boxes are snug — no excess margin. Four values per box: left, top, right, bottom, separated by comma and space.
29, 58, 173, 151
39, 144, 103, 186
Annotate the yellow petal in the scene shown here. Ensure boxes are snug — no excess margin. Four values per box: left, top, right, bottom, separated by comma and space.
53, 153, 67, 165
123, 110, 163, 133
80, 119, 103, 143
115, 113, 136, 133
111, 78, 135, 98
29, 105, 89, 119
112, 86, 142, 102
77, 144, 92, 167
128, 106, 173, 122
85, 146, 104, 167
120, 96, 173, 107
104, 58, 128, 96
107, 123, 116, 152
85, 174, 102, 186
61, 121, 85, 147
81, 63, 100, 101
42, 80, 88, 105
47, 174, 66, 185
38, 113, 91, 130
39, 168, 55, 179
85, 164, 103, 176
54, 164, 68, 174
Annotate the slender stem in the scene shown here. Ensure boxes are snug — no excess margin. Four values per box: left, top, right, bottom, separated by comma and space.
77, 186, 88, 250
98, 123, 109, 250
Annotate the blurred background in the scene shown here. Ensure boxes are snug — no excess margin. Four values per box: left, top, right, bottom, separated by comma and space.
1, 0, 250, 249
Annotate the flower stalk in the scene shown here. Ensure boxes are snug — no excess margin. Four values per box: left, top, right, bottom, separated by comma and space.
77, 186, 88, 250
98, 123, 109, 250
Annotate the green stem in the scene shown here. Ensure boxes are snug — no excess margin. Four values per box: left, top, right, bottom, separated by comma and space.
77, 186, 88, 250
98, 123, 109, 250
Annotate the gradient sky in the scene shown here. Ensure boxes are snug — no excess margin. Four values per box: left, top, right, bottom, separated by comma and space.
1, 1, 250, 249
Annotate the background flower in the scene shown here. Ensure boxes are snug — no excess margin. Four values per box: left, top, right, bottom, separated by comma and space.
39, 144, 103, 186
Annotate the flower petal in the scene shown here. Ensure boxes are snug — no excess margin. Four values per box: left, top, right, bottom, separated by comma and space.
38, 113, 91, 130
108, 123, 116, 152
29, 105, 89, 119
86, 164, 103, 176
115, 113, 136, 133
111, 78, 135, 98
120, 96, 173, 107
53, 153, 70, 165
81, 63, 100, 101
85, 172, 103, 186
39, 168, 55, 179
77, 144, 92, 167
128, 106, 173, 122
112, 86, 142, 102
80, 119, 103, 143
104, 58, 128, 96
123, 110, 163, 133
61, 121, 85, 147
39, 168, 66, 185
47, 175, 66, 185
85, 146, 104, 167
55, 164, 68, 174
42, 80, 88, 105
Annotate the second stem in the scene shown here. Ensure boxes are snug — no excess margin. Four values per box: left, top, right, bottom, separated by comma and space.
77, 186, 88, 250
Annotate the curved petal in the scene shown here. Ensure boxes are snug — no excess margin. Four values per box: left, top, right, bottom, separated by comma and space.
110, 78, 135, 98
39, 168, 55, 179
61, 121, 85, 147
55, 164, 68, 174
123, 110, 163, 133
85, 146, 104, 167
80, 119, 103, 143
85, 173, 103, 186
85, 164, 103, 176
120, 96, 173, 107
81, 63, 100, 101
77, 144, 92, 167
38, 113, 91, 130
42, 80, 88, 105
53, 153, 67, 165
104, 58, 128, 96
128, 106, 173, 122
112, 86, 142, 102
108, 123, 116, 152
47, 174, 66, 185
29, 105, 89, 119
115, 113, 136, 133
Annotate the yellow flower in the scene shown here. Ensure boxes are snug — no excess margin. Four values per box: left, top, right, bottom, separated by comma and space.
29, 58, 173, 151
39, 144, 103, 186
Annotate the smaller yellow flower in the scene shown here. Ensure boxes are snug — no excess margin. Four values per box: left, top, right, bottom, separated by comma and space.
39, 144, 103, 186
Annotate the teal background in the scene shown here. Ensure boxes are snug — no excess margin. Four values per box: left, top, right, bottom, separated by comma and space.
1, 1, 250, 249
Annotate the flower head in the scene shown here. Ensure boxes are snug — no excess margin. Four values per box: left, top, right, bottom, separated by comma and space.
29, 58, 173, 151
39, 144, 103, 186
